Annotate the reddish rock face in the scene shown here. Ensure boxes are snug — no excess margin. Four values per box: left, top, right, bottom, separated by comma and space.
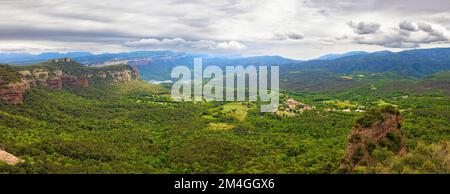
73, 77, 89, 87
0, 79, 30, 104
62, 76, 89, 87
341, 109, 405, 171
47, 77, 63, 90
133, 67, 140, 80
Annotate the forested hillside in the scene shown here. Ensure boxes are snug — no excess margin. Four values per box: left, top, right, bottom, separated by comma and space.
0, 59, 448, 173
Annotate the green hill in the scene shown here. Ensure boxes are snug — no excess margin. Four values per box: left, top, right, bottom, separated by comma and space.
0, 59, 448, 173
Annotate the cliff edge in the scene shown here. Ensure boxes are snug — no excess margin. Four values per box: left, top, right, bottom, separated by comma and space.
0, 58, 139, 104
341, 106, 406, 171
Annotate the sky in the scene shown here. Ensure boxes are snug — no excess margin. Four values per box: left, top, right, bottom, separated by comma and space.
0, 0, 449, 59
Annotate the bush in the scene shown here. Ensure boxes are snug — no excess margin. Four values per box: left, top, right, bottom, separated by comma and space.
356, 105, 400, 128
356, 108, 384, 128
379, 105, 400, 116
350, 134, 362, 143
352, 146, 364, 164
366, 141, 377, 155
0, 65, 23, 86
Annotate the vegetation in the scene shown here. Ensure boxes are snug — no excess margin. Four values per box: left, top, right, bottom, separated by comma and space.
0, 64, 22, 85
0, 61, 448, 174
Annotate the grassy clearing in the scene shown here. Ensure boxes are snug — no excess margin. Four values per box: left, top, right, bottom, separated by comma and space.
323, 100, 358, 109
207, 123, 235, 131
222, 103, 249, 121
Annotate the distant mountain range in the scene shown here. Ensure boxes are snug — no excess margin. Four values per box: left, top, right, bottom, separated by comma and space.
0, 52, 93, 64
285, 48, 450, 78
316, 51, 369, 60
1, 47, 449, 79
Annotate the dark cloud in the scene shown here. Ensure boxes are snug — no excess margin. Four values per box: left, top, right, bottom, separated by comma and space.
274, 32, 304, 40
287, 33, 304, 40
399, 21, 417, 31
348, 21, 381, 34
353, 22, 448, 48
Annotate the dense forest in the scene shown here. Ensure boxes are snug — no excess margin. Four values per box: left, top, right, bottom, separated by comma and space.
0, 66, 448, 173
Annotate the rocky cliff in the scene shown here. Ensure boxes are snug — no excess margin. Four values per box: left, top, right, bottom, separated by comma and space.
0, 58, 139, 104
341, 106, 406, 171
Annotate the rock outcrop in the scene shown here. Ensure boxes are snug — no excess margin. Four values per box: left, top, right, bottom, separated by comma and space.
0, 79, 31, 104
0, 148, 23, 165
62, 75, 89, 88
0, 58, 139, 104
341, 106, 405, 171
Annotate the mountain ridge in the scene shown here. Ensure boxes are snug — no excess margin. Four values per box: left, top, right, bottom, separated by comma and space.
316, 51, 369, 60
286, 47, 450, 78
2, 47, 450, 79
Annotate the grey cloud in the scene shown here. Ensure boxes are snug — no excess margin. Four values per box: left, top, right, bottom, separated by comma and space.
354, 36, 420, 48
418, 23, 447, 40
353, 22, 448, 48
287, 33, 304, 40
124, 38, 246, 51
348, 21, 381, 34
274, 32, 304, 40
304, 0, 450, 14
418, 23, 433, 32
399, 21, 417, 31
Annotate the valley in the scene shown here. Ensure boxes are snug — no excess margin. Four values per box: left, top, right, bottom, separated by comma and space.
0, 52, 448, 173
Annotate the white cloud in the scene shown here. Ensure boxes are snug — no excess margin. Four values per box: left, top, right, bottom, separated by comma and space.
124, 38, 187, 47
124, 38, 246, 51
216, 41, 247, 50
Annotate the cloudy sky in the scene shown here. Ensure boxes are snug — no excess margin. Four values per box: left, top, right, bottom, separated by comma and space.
0, 0, 449, 59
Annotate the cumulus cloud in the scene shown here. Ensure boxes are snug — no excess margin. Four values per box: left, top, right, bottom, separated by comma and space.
124, 38, 187, 47
352, 22, 448, 48
124, 38, 246, 51
348, 21, 381, 34
217, 41, 247, 50
399, 21, 417, 31
417, 22, 447, 39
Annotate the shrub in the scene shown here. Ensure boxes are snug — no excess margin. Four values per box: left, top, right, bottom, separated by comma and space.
366, 141, 377, 155
356, 108, 384, 128
350, 134, 362, 143
355, 105, 400, 128
352, 146, 364, 164
0, 65, 23, 86
379, 105, 400, 116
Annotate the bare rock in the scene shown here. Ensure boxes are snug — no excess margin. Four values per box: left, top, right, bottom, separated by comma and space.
341, 106, 405, 170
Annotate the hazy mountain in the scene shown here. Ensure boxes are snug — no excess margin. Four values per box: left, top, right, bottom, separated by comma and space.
286, 48, 450, 78
0, 52, 93, 64
316, 51, 368, 60
135, 54, 301, 80
3, 48, 450, 79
